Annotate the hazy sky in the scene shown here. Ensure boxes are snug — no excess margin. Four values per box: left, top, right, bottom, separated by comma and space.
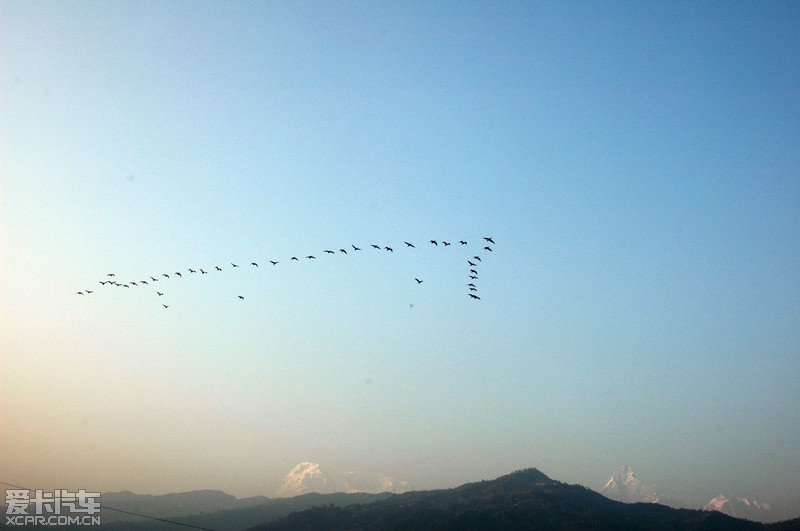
2, 0, 799, 518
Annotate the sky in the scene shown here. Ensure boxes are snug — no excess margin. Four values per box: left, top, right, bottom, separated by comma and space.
1, 0, 799, 519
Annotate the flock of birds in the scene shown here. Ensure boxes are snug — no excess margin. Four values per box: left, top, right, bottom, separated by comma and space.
75, 237, 496, 308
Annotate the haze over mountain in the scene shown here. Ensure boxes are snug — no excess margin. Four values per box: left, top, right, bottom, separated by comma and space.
601, 464, 661, 504
705, 495, 775, 523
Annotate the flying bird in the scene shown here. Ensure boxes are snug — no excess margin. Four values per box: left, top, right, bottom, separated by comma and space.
470, 269, 478, 275
473, 256, 481, 262
324, 250, 335, 254
484, 237, 495, 244
468, 283, 476, 287
443, 241, 451, 246
469, 294, 481, 300
107, 273, 115, 277
200, 269, 207, 274
469, 275, 479, 279
215, 266, 222, 271
306, 255, 316, 259
468, 260, 476, 267
238, 295, 245, 300
291, 257, 298, 261
484, 246, 492, 252
459, 241, 467, 245
269, 261, 279, 265
339, 249, 347, 254
352, 245, 361, 251
469, 287, 477, 292
231, 263, 239, 267
174, 272, 182, 277
251, 262, 258, 267
99, 281, 107, 285
76, 291, 84, 295
385, 246, 393, 252
371, 244, 381, 249
163, 274, 169, 278
404, 241, 415, 247
141, 280, 149, 285
157, 292, 164, 296
415, 278, 423, 284
189, 269, 196, 273
151, 276, 159, 281
130, 282, 138, 286
162, 304, 170, 308
430, 240, 438, 246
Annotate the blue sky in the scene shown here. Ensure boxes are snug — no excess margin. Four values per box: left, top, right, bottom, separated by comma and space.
2, 0, 799, 517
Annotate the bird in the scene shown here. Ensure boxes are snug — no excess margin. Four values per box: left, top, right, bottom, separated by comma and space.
385, 246, 393, 252
352, 245, 361, 251
238, 295, 245, 300
404, 241, 415, 247
371, 244, 381, 249
99, 281, 107, 285
484, 237, 495, 244
470, 269, 478, 275
484, 246, 492, 252
468, 283, 476, 287
469, 294, 481, 300
231, 263, 239, 267
141, 280, 149, 285
269, 261, 279, 265
130, 282, 138, 286
469, 275, 479, 279
291, 257, 298, 261
473, 256, 481, 262
430, 240, 437, 246
76, 291, 84, 295
415, 278, 423, 284
157, 292, 164, 296
122, 284, 130, 288
162, 304, 170, 308
339, 248, 347, 254
443, 241, 451, 246
151, 276, 159, 281
306, 255, 316, 259
200, 269, 207, 274
163, 274, 169, 278
251, 262, 258, 267
107, 273, 115, 277
459, 241, 467, 245
215, 266, 222, 271
469, 287, 477, 292
468, 260, 476, 267
174, 272, 182, 277
324, 250, 335, 254
189, 269, 196, 273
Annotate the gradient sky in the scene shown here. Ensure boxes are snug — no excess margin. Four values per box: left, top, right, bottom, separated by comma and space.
2, 0, 799, 519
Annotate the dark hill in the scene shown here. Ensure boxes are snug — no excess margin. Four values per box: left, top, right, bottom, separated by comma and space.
251, 468, 800, 531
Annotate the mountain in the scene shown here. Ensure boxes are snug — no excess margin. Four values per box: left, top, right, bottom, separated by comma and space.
601, 464, 661, 504
97, 489, 269, 523
705, 495, 774, 522
276, 462, 411, 497
252, 468, 800, 531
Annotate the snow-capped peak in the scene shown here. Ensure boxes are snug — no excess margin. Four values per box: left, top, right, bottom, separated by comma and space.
704, 494, 772, 520
601, 465, 659, 504
275, 462, 411, 497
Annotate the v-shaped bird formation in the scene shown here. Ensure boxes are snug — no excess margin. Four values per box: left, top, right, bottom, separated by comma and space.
76, 237, 496, 308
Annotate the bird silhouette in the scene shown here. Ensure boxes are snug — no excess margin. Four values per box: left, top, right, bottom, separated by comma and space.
76, 291, 84, 295
385, 246, 393, 252
469, 294, 481, 300
99, 281, 107, 285
163, 274, 169, 278
189, 269, 196, 273
324, 250, 335, 254
107, 273, 115, 277
430, 240, 438, 246
231, 263, 239, 267
141, 280, 149, 285
484, 237, 495, 244
468, 260, 476, 267
484, 246, 492, 252
415, 278, 423, 284
251, 262, 258, 267
469, 275, 479, 279
352, 245, 361, 251
371, 244, 381, 249
473, 256, 481, 262
470, 269, 478, 275
306, 255, 316, 259
238, 295, 245, 300
469, 287, 477, 292
459, 241, 467, 245
157, 292, 164, 296
151, 276, 159, 281
130, 282, 138, 286
291, 257, 298, 261
339, 249, 347, 254
215, 266, 222, 271
404, 241, 415, 247
162, 304, 170, 308
200, 269, 207, 274
443, 241, 451, 246
175, 272, 182, 277
270, 261, 279, 265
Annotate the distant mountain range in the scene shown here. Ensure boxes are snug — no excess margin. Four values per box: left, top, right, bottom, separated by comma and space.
276, 462, 411, 497
600, 465, 777, 522
5, 467, 797, 530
